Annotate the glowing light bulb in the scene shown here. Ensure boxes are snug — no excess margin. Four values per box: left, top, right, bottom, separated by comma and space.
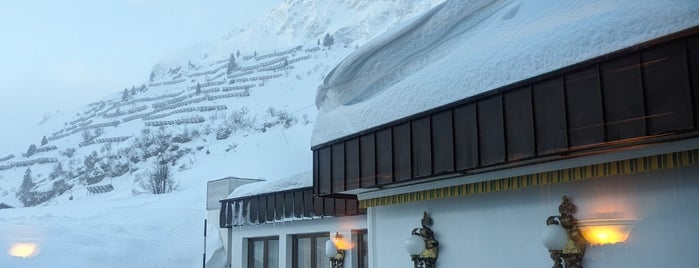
8, 243, 39, 258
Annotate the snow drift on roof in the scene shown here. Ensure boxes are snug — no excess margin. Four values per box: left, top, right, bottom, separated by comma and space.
312, 0, 699, 146
227, 170, 312, 199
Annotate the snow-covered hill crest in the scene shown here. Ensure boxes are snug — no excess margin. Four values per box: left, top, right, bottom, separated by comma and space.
157, 0, 444, 71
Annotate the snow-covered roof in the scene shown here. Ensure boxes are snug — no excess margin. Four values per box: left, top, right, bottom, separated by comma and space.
312, 0, 699, 146
226, 170, 312, 199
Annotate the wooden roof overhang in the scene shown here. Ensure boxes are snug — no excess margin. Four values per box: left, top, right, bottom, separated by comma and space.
312, 26, 699, 198
219, 186, 364, 228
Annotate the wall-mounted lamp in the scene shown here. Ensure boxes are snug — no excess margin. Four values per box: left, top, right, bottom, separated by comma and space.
541, 196, 586, 268
404, 211, 438, 268
325, 232, 345, 268
577, 219, 639, 246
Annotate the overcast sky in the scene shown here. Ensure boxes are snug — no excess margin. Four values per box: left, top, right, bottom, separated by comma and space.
0, 0, 279, 143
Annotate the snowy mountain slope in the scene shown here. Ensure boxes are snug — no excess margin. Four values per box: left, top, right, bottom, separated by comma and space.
158, 0, 445, 69
312, 0, 699, 146
0, 1, 444, 267
0, 44, 351, 208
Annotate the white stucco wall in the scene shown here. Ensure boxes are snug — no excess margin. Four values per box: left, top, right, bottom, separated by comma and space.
367, 165, 699, 268
229, 215, 367, 268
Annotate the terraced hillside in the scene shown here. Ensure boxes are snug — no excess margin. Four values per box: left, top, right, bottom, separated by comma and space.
0, 44, 353, 208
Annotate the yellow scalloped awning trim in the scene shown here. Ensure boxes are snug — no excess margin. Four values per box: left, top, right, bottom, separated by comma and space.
359, 149, 699, 208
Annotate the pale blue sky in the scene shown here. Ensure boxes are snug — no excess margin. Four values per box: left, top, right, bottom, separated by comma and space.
0, 0, 278, 142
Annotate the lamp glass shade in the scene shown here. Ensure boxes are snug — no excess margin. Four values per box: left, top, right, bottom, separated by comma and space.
541, 224, 569, 250
577, 219, 640, 246
405, 234, 425, 255
325, 239, 338, 258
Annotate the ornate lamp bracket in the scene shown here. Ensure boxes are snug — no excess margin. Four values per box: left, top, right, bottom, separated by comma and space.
545, 196, 587, 268
409, 211, 439, 268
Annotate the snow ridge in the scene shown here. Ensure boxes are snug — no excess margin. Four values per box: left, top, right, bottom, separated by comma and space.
312, 0, 699, 146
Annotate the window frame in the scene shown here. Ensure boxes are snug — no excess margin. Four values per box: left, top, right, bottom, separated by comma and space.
353, 229, 368, 268
247, 236, 279, 268
292, 232, 331, 268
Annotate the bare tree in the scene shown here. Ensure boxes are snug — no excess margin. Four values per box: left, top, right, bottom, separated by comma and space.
140, 161, 176, 194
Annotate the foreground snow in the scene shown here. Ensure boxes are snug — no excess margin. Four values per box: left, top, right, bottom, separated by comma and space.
0, 187, 205, 268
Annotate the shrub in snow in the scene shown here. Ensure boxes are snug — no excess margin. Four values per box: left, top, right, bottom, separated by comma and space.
48, 162, 65, 180
83, 164, 106, 185
81, 128, 104, 142
260, 107, 297, 132
172, 128, 198, 143
15, 168, 57, 207
24, 144, 37, 157
216, 127, 232, 140
60, 148, 76, 158
139, 161, 177, 195
322, 33, 335, 47
17, 168, 36, 206
106, 156, 130, 178
52, 179, 72, 196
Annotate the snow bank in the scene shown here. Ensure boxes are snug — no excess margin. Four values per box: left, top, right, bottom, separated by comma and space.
227, 170, 312, 199
312, 0, 699, 146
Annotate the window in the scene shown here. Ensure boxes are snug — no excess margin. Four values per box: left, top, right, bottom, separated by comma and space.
293, 233, 331, 268
248, 236, 279, 268
353, 229, 368, 268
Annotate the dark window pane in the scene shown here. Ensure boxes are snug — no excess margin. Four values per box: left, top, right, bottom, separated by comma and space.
393, 122, 411, 181
641, 39, 694, 134
324, 198, 335, 217
294, 191, 304, 218
565, 66, 605, 147
313, 195, 324, 217
313, 150, 319, 196
285, 192, 294, 219
431, 110, 454, 174
318, 147, 332, 195
249, 198, 258, 224
219, 202, 228, 228
412, 117, 432, 177
359, 134, 376, 188
454, 103, 479, 169
267, 195, 275, 222
332, 143, 345, 193
258, 196, 267, 223
375, 128, 393, 184
533, 77, 568, 155
345, 138, 360, 190
334, 198, 346, 217
504, 86, 535, 160
688, 35, 699, 127
478, 96, 506, 166
303, 189, 314, 218
276, 194, 284, 221
346, 199, 358, 216
601, 53, 646, 140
